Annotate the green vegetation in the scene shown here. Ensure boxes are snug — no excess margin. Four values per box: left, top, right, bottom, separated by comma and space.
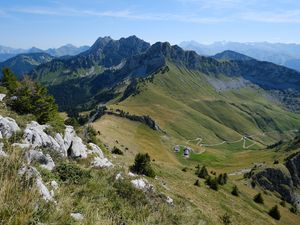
129, 153, 156, 178
1, 68, 62, 127
231, 185, 239, 196
196, 165, 209, 179
220, 213, 232, 225
268, 205, 281, 220
253, 193, 264, 204
112, 146, 124, 155
194, 179, 200, 187
54, 162, 91, 184
205, 176, 219, 191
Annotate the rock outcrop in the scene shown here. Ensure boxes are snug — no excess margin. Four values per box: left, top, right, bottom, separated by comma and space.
0, 142, 7, 157
131, 178, 154, 192
0, 115, 21, 138
25, 149, 55, 171
89, 143, 113, 168
251, 152, 300, 206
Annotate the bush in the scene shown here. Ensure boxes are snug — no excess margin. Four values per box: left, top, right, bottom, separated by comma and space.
54, 162, 91, 184
196, 166, 209, 179
182, 167, 188, 172
220, 213, 232, 225
129, 153, 156, 178
217, 173, 228, 185
290, 205, 298, 214
253, 193, 264, 204
194, 179, 200, 187
268, 205, 281, 220
231, 185, 239, 196
1, 68, 19, 92
206, 176, 218, 191
112, 147, 124, 155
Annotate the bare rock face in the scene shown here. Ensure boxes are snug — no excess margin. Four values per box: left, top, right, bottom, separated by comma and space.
22, 122, 88, 159
0, 115, 21, 138
89, 143, 113, 168
285, 152, 300, 187
23, 121, 61, 151
0, 93, 6, 101
25, 149, 55, 171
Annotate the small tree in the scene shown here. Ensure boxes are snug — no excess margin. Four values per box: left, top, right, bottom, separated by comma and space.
217, 173, 228, 185
220, 213, 232, 225
1, 68, 19, 93
268, 205, 281, 220
194, 179, 200, 187
130, 153, 155, 178
253, 193, 264, 204
231, 185, 239, 196
206, 176, 218, 191
197, 166, 209, 179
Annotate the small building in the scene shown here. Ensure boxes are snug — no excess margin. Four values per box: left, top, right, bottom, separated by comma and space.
173, 145, 180, 152
183, 147, 191, 157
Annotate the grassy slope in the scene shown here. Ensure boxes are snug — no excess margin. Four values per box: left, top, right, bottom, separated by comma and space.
90, 62, 300, 224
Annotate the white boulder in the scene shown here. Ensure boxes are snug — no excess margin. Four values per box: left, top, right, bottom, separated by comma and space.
166, 196, 174, 205
115, 172, 123, 180
25, 149, 55, 171
19, 166, 54, 202
0, 115, 21, 138
50, 180, 59, 190
0, 142, 7, 157
0, 94, 6, 101
23, 121, 61, 151
69, 136, 87, 158
88, 143, 104, 158
71, 213, 84, 221
131, 178, 154, 192
91, 156, 113, 168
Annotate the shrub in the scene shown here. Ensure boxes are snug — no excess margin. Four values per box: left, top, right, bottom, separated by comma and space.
112, 147, 124, 155
206, 176, 218, 191
253, 193, 264, 204
54, 162, 91, 184
231, 185, 239, 196
129, 153, 156, 178
279, 201, 286, 207
268, 205, 281, 220
290, 205, 298, 214
220, 213, 232, 225
217, 173, 228, 185
1, 68, 19, 92
194, 179, 200, 187
197, 166, 209, 179
182, 167, 188, 172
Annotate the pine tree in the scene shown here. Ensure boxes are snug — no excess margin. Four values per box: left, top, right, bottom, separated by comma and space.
130, 153, 155, 178
194, 179, 200, 187
231, 185, 239, 196
1, 68, 19, 93
268, 205, 281, 220
253, 193, 264, 204
197, 166, 209, 179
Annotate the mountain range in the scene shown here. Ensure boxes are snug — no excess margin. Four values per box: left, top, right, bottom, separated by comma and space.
180, 41, 300, 72
0, 44, 89, 62
1, 35, 300, 225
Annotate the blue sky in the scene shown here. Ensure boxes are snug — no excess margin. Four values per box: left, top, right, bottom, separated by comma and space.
1, 0, 300, 48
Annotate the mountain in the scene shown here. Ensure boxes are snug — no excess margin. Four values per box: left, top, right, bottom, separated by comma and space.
0, 44, 90, 62
1, 36, 300, 225
29, 38, 300, 148
213, 50, 254, 61
30, 36, 151, 85
45, 44, 90, 57
180, 41, 300, 72
0, 52, 55, 77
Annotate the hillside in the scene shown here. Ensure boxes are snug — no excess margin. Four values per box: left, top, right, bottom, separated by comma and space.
0, 52, 55, 78
0, 70, 299, 225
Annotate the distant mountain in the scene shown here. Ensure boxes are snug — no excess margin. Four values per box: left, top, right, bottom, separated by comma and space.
29, 37, 300, 118
0, 52, 55, 77
30, 36, 151, 85
212, 50, 254, 61
0, 44, 90, 62
45, 44, 90, 57
180, 41, 300, 71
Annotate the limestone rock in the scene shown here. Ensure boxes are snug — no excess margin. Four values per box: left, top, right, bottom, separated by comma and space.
25, 149, 55, 171
0, 115, 21, 138
131, 178, 154, 192
88, 143, 104, 158
69, 136, 87, 158
0, 93, 6, 101
71, 213, 84, 221
0, 142, 7, 157
50, 180, 59, 190
91, 156, 113, 168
